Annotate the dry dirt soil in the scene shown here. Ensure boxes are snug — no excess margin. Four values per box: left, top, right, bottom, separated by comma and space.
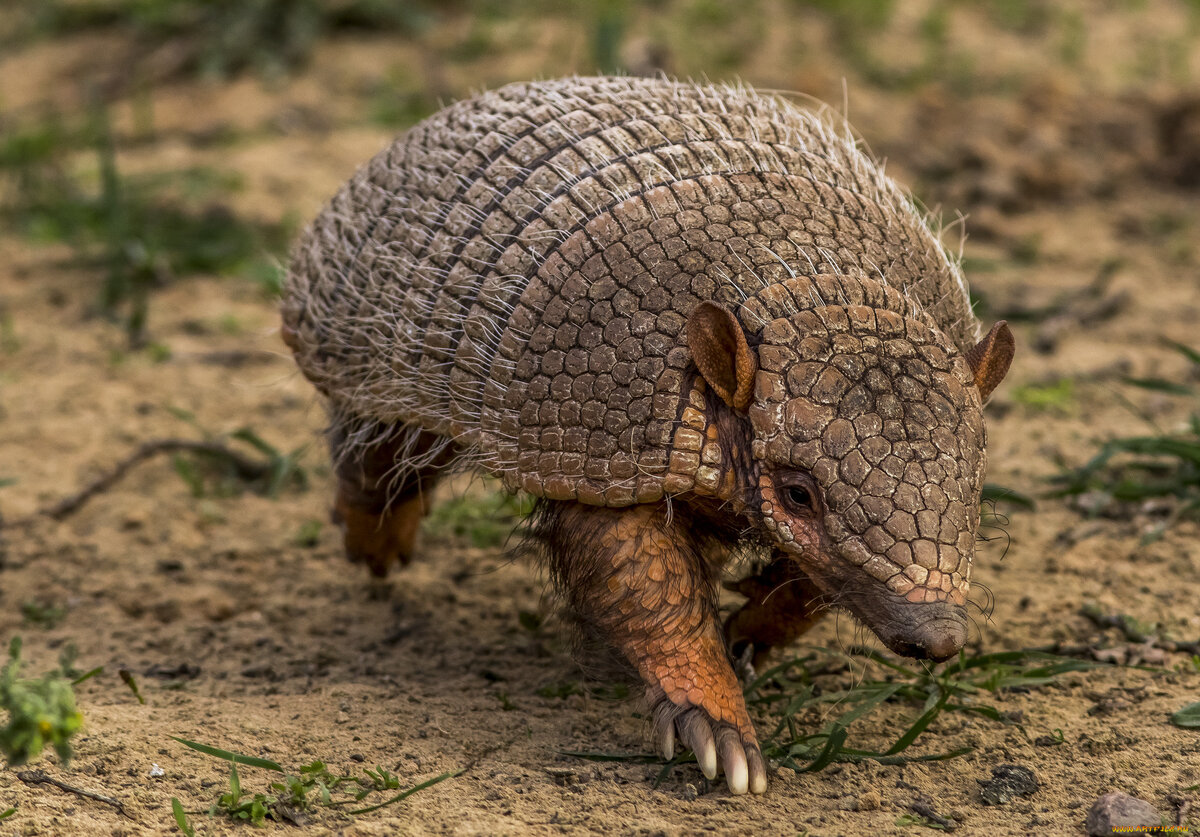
1, 3, 1199, 835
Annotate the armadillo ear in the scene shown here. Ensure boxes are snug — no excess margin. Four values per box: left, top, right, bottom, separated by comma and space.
965, 320, 1015, 401
686, 301, 757, 411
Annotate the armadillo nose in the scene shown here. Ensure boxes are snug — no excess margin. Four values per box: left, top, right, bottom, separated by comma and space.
904, 616, 967, 663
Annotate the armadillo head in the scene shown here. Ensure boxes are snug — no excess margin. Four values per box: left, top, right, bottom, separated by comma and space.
686, 277, 1014, 662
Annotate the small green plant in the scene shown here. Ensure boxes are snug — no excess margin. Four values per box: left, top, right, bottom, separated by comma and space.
590, 0, 630, 74
1011, 378, 1075, 413
1171, 700, 1200, 729
423, 485, 535, 548
119, 669, 146, 705
293, 519, 323, 547
215, 762, 273, 826
0, 638, 85, 767
20, 600, 66, 629
0, 807, 16, 821
170, 736, 459, 826
980, 483, 1036, 512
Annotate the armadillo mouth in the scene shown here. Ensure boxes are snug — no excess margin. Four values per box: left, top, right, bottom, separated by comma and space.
865, 603, 967, 662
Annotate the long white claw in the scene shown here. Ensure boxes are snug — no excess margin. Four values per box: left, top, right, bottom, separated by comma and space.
748, 749, 768, 795
716, 727, 748, 795
658, 722, 675, 761
725, 750, 748, 795
696, 740, 718, 780
679, 713, 717, 779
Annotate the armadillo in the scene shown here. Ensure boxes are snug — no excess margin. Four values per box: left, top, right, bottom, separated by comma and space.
281, 76, 1015, 796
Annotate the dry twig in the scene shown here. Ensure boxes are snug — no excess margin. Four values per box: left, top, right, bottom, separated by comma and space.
17, 770, 133, 820
0, 439, 270, 529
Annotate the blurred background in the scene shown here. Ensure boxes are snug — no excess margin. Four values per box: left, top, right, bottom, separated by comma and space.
1, 0, 1197, 351
1, 4, 1199, 833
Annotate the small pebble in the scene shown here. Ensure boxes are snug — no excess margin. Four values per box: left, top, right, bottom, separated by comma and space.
1085, 792, 1162, 836
979, 764, 1039, 805
682, 783, 698, 801
149, 764, 164, 778
857, 790, 881, 811
544, 767, 576, 786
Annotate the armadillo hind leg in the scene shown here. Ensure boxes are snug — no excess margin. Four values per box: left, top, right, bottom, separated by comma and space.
724, 556, 827, 669
329, 421, 457, 577
541, 501, 767, 795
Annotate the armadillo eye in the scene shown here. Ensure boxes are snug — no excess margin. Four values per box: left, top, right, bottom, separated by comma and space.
783, 485, 813, 513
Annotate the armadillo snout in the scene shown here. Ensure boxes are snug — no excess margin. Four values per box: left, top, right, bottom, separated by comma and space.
871, 600, 968, 662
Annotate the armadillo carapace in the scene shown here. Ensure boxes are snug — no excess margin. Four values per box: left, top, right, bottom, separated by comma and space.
281, 76, 1015, 795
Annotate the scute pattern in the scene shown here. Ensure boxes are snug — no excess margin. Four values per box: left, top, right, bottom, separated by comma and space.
745, 276, 984, 605
282, 76, 978, 513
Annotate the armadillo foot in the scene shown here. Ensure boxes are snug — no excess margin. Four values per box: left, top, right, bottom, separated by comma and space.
652, 697, 767, 795
332, 490, 425, 577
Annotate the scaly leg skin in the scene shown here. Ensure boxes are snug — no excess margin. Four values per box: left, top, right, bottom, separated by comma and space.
329, 426, 451, 577
545, 503, 767, 795
724, 555, 827, 669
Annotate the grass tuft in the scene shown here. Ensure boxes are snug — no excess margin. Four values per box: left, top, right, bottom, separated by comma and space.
0, 106, 290, 345
6, 0, 438, 79
423, 485, 535, 548
164, 411, 309, 500
171, 736, 459, 825
569, 645, 1110, 781
1051, 340, 1200, 536
20, 601, 66, 630
0, 638, 85, 767
750, 646, 1110, 772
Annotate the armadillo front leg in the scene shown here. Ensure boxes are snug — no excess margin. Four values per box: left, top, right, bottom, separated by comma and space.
546, 503, 767, 795
725, 554, 827, 669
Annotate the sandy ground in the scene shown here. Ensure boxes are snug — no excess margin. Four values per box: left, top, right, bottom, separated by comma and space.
1, 3, 1199, 834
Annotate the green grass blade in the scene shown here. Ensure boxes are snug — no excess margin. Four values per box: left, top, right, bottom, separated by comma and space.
652, 755, 690, 788
171, 736, 284, 771
347, 769, 459, 815
0, 807, 15, 821
1163, 338, 1200, 366
70, 666, 104, 685
832, 683, 905, 727
795, 725, 849, 772
170, 798, 195, 837
742, 656, 818, 698
1121, 376, 1195, 396
845, 746, 974, 765
1171, 701, 1200, 728
884, 687, 950, 755
981, 483, 1036, 509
